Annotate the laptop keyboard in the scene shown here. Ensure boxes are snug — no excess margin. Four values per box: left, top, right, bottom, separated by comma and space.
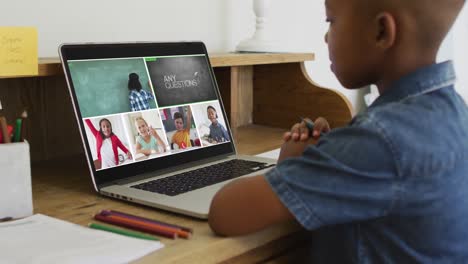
130, 159, 274, 196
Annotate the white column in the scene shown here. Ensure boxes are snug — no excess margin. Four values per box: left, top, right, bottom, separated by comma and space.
236, 0, 284, 52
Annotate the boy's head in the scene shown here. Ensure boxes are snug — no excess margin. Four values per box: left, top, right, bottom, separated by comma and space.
325, 0, 465, 91
173, 112, 184, 131
207, 106, 218, 123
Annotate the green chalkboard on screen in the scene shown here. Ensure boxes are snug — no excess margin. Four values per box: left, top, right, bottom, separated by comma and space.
68, 58, 157, 118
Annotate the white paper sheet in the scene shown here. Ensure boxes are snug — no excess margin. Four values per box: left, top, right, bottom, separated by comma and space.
0, 214, 164, 264
256, 148, 280, 160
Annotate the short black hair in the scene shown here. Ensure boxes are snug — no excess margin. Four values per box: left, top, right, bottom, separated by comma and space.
207, 105, 218, 118
128, 72, 142, 92
207, 105, 217, 112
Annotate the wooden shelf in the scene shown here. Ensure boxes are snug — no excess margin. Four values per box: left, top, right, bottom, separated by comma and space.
27, 53, 316, 78
210, 53, 314, 67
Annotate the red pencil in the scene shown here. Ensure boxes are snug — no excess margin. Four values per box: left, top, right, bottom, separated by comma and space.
102, 213, 192, 239
94, 213, 177, 239
104, 210, 193, 233
0, 117, 10, 143
96, 212, 192, 239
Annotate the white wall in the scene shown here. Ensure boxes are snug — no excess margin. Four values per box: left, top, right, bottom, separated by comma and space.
0, 0, 229, 55
452, 3, 468, 103
1, 0, 363, 113
437, 3, 468, 103
3, 0, 464, 113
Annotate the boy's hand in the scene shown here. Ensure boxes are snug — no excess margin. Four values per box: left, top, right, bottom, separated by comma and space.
283, 117, 330, 142
278, 139, 309, 163
311, 117, 331, 138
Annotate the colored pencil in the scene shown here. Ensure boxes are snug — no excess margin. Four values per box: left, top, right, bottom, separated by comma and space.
13, 118, 22, 142
94, 213, 177, 239
0, 116, 10, 143
96, 212, 191, 239
104, 210, 193, 233
300, 117, 324, 137
88, 222, 159, 241
19, 110, 27, 142
94, 213, 178, 239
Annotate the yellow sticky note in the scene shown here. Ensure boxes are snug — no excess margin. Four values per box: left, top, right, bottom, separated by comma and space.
0, 27, 38, 77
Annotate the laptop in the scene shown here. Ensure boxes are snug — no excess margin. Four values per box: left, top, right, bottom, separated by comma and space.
59, 42, 276, 219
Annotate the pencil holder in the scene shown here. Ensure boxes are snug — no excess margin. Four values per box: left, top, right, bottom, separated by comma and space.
0, 140, 33, 219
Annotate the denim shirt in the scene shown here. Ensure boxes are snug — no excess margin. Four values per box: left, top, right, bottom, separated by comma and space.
265, 61, 468, 263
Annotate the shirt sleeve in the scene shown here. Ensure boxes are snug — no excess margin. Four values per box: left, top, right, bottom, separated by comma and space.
84, 118, 98, 137
265, 120, 398, 230
114, 136, 129, 154
221, 125, 230, 141
136, 136, 143, 146
145, 90, 154, 100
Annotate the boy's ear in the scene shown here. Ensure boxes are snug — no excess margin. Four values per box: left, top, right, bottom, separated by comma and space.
374, 12, 396, 50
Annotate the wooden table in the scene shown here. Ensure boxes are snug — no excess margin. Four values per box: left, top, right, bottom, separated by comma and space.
1, 53, 353, 263
32, 126, 309, 263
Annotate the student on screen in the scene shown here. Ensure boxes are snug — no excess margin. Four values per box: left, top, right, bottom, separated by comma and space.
134, 117, 166, 156
128, 73, 154, 111
171, 107, 192, 149
85, 118, 132, 169
207, 106, 230, 143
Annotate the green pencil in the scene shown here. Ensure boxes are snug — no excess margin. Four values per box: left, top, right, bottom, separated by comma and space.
89, 222, 159, 241
13, 118, 22, 142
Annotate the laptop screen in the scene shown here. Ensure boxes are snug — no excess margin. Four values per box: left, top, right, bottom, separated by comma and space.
61, 43, 235, 187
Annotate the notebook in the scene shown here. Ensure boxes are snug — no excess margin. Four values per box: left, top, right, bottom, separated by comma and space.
59, 42, 276, 219
0, 214, 163, 263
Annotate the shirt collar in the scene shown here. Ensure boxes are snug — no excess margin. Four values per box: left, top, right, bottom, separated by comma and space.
370, 61, 456, 108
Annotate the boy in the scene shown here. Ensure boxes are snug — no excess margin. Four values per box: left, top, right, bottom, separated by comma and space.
209, 0, 468, 263
207, 105, 230, 143
171, 106, 192, 149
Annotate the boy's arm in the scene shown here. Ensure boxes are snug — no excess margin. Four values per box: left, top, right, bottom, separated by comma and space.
209, 140, 308, 236
209, 175, 294, 236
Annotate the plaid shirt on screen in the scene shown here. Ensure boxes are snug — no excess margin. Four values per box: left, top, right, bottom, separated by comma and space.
129, 90, 154, 111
